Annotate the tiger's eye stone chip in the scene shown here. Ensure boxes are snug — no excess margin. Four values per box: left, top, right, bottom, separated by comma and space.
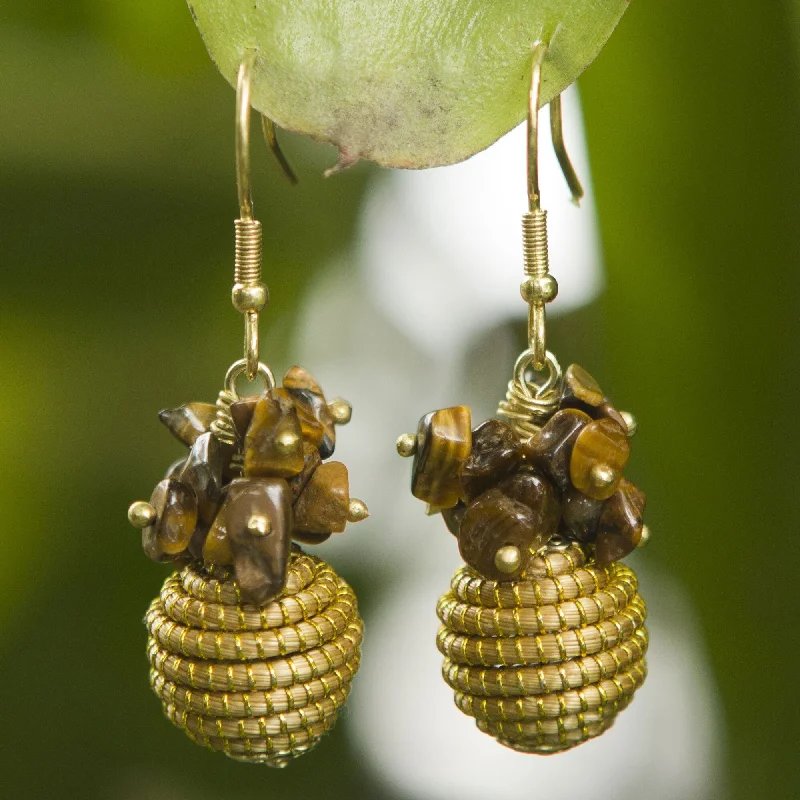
460, 419, 522, 500
411, 406, 472, 509
243, 388, 305, 478
158, 402, 218, 447
229, 395, 259, 441
179, 431, 233, 526
213, 477, 292, 605
570, 417, 630, 500
495, 470, 561, 541
293, 461, 350, 534
143, 479, 198, 558
562, 488, 604, 541
458, 489, 541, 581
292, 531, 333, 545
598, 401, 628, 432
287, 442, 323, 502
561, 364, 605, 411
523, 409, 591, 491
594, 479, 646, 566
283, 365, 336, 459
441, 501, 466, 537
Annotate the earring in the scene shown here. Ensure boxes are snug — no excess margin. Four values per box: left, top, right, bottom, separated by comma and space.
127, 51, 368, 767
397, 43, 648, 754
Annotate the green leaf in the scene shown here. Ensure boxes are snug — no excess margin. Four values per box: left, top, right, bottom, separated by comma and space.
187, 0, 630, 168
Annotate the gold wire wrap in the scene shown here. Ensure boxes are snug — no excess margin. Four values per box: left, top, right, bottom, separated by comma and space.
436, 543, 647, 754
497, 349, 563, 439
146, 552, 363, 767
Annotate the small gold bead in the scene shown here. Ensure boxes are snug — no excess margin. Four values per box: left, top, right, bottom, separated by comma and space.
247, 514, 271, 536
231, 283, 269, 313
348, 498, 369, 522
328, 398, 352, 425
620, 410, 637, 437
520, 274, 558, 304
128, 501, 157, 529
637, 524, 651, 548
396, 433, 418, 457
494, 545, 522, 574
589, 463, 617, 490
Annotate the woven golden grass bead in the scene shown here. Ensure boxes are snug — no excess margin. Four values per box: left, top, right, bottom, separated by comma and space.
437, 543, 647, 754
146, 551, 362, 766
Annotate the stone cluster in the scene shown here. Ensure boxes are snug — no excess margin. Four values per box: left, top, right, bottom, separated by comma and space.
135, 366, 367, 605
409, 364, 646, 580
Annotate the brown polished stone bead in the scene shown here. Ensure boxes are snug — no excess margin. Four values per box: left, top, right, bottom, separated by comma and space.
562, 488, 604, 541
561, 364, 604, 411
243, 388, 305, 478
287, 442, 323, 502
202, 517, 233, 566
229, 395, 259, 441
411, 406, 472, 509
523, 409, 591, 491
460, 419, 522, 500
441, 501, 466, 537
570, 417, 630, 500
158, 402, 218, 447
143, 479, 198, 559
598, 401, 628, 432
594, 478, 646, 566
213, 477, 292, 605
293, 461, 350, 534
495, 470, 560, 541
164, 457, 187, 479
186, 524, 209, 561
178, 432, 233, 526
283, 365, 336, 459
292, 531, 333, 545
458, 489, 541, 581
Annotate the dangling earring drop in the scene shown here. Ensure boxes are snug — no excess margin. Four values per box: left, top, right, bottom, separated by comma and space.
128, 50, 368, 767
397, 43, 648, 754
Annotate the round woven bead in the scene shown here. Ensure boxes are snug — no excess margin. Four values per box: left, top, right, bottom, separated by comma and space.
436, 543, 647, 754
146, 552, 362, 767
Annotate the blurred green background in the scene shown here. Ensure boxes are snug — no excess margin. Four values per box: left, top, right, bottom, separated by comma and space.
0, 2, 798, 798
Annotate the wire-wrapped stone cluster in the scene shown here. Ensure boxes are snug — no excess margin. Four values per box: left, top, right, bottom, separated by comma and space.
130, 365, 367, 765
399, 363, 648, 753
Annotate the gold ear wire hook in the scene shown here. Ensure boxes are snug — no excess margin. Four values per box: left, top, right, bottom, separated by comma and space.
521, 42, 583, 370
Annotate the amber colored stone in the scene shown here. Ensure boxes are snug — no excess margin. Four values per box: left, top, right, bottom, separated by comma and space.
458, 489, 542, 581
293, 461, 350, 534
287, 442, 323, 501
594, 478, 646, 566
562, 488, 604, 541
411, 406, 472, 509
523, 409, 591, 491
143, 479, 198, 559
211, 477, 292, 605
229, 395, 259, 441
164, 457, 186, 479
460, 419, 522, 500
243, 388, 305, 478
561, 364, 604, 411
178, 432, 233, 526
158, 402, 218, 447
495, 470, 560, 541
441, 502, 466, 537
570, 417, 630, 500
283, 366, 336, 459
202, 517, 233, 565
187, 525, 210, 561
598, 401, 628, 431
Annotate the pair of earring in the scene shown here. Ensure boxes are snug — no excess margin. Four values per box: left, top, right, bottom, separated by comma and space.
128, 43, 648, 767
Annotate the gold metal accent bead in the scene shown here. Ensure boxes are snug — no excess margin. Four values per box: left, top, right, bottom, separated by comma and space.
347, 499, 369, 522
520, 274, 558, 304
328, 398, 352, 426
396, 433, 418, 457
638, 524, 651, 548
232, 283, 269, 313
128, 501, 157, 529
494, 545, 522, 574
247, 514, 271, 536
620, 410, 637, 438
589, 463, 617, 491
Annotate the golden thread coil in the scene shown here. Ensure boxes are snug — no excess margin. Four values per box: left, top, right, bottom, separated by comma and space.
497, 380, 558, 439
145, 552, 363, 767
436, 543, 647, 754
522, 210, 549, 277
234, 219, 263, 284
